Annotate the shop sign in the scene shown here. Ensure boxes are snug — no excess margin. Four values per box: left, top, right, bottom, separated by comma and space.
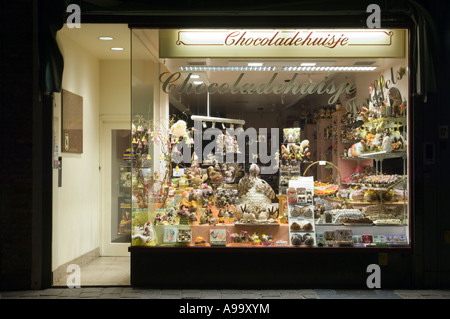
159, 29, 406, 58
159, 71, 356, 105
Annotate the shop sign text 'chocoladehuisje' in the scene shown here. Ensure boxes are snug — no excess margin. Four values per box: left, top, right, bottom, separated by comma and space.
159, 72, 355, 106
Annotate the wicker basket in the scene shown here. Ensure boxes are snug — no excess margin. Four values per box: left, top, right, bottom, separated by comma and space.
303, 161, 341, 196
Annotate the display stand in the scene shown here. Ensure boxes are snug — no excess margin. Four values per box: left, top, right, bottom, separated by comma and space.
287, 177, 316, 246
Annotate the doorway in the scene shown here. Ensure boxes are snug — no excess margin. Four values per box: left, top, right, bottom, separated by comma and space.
100, 118, 131, 256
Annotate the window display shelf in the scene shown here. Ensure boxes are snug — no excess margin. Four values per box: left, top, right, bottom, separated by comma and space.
358, 150, 407, 160
341, 139, 361, 144
325, 196, 407, 206
315, 223, 407, 228
362, 117, 407, 129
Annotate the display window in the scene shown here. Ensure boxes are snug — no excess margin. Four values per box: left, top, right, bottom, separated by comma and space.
130, 28, 410, 249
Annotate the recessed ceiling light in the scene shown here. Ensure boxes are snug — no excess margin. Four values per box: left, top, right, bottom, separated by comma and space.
99, 36, 114, 40
193, 81, 204, 85
110, 47, 124, 51
190, 74, 200, 79
248, 62, 263, 67
301, 62, 317, 67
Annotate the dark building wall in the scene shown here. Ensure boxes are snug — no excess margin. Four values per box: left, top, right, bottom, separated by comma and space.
0, 0, 35, 290
422, 0, 450, 287
0, 0, 448, 290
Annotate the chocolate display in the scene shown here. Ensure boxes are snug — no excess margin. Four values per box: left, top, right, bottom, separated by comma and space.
235, 164, 277, 222
131, 86, 409, 249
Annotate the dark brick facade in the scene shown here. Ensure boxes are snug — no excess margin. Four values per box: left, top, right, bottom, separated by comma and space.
0, 0, 448, 290
1, 0, 35, 290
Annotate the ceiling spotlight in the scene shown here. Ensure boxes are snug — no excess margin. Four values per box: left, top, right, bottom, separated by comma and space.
110, 47, 124, 51
99, 36, 114, 40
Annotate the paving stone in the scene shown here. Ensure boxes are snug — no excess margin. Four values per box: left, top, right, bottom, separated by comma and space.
422, 295, 450, 299
221, 293, 242, 299
59, 289, 83, 297
139, 293, 162, 299
301, 293, 319, 299
79, 292, 100, 298
240, 293, 261, 299
314, 289, 336, 295
335, 289, 376, 295
120, 292, 142, 298
200, 294, 222, 299
36, 288, 63, 296
162, 289, 182, 294
4, 288, 450, 299
182, 290, 202, 299
81, 287, 104, 293
0, 291, 23, 298
280, 293, 305, 299
102, 287, 123, 294
260, 290, 282, 297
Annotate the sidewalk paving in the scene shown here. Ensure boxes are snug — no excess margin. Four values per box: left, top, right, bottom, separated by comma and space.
1, 287, 450, 299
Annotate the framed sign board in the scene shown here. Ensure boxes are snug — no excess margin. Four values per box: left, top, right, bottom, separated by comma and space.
61, 89, 83, 154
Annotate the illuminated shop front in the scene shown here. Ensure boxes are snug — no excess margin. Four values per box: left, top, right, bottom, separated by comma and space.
3, 0, 447, 293
128, 27, 413, 287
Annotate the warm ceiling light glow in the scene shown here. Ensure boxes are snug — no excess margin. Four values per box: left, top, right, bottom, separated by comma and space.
281, 66, 377, 71
98, 36, 114, 40
248, 62, 264, 67
190, 74, 200, 79
301, 62, 316, 67
110, 47, 124, 51
193, 81, 204, 85
180, 66, 276, 71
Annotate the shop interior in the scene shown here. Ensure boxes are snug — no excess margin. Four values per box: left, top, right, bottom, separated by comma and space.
51, 24, 410, 286
130, 29, 410, 249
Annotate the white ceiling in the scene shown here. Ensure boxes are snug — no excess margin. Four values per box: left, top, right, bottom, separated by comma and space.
58, 23, 131, 60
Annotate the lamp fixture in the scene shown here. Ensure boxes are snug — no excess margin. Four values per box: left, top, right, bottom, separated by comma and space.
99, 36, 114, 40
191, 115, 246, 126
281, 66, 377, 71
110, 47, 124, 51
300, 62, 317, 67
181, 66, 275, 71
248, 62, 264, 67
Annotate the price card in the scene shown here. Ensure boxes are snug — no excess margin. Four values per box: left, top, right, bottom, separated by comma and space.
172, 168, 185, 177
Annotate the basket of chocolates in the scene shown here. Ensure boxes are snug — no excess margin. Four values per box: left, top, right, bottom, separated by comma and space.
303, 161, 341, 197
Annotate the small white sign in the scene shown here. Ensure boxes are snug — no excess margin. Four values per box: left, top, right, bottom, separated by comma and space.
172, 168, 185, 177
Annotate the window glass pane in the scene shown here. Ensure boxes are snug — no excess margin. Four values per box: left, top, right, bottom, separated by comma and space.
131, 28, 410, 249
111, 129, 131, 243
